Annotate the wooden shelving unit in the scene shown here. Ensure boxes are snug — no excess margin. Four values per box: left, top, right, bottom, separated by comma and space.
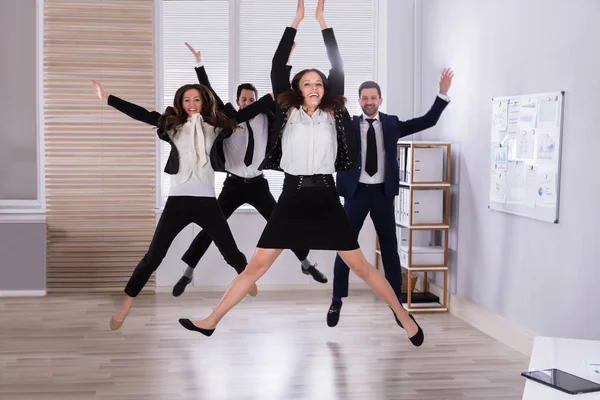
375, 141, 451, 313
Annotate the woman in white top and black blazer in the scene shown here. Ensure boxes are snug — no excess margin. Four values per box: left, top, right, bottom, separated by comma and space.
91, 81, 257, 330
178, 0, 424, 347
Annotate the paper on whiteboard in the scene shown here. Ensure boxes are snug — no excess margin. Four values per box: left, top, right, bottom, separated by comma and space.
537, 97, 559, 129
490, 171, 507, 204
519, 98, 538, 128
506, 137, 517, 161
536, 171, 557, 206
507, 161, 525, 203
492, 100, 508, 131
492, 145, 507, 162
516, 128, 535, 159
524, 164, 537, 207
535, 130, 558, 161
507, 99, 521, 135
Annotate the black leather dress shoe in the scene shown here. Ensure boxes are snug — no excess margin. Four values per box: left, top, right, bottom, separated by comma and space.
302, 263, 328, 283
172, 276, 191, 297
327, 300, 342, 327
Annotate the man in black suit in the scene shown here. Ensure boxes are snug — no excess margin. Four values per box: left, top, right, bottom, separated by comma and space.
171, 43, 327, 297
327, 69, 454, 326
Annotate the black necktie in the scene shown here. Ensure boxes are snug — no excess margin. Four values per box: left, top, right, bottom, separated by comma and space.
243, 120, 254, 166
365, 118, 377, 176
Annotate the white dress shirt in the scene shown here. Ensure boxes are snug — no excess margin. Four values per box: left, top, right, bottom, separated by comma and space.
280, 107, 337, 175
168, 113, 217, 197
224, 114, 269, 178
358, 93, 451, 184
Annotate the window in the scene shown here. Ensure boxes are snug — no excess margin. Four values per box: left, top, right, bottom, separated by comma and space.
161, 0, 378, 206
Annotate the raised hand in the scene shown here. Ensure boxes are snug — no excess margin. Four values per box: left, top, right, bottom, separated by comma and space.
291, 0, 304, 29
316, 0, 327, 29
91, 80, 108, 103
439, 68, 454, 95
184, 42, 201, 64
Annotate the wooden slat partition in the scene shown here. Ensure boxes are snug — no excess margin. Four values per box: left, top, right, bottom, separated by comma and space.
44, 0, 157, 293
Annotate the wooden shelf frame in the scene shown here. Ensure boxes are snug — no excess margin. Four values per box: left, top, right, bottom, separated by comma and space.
376, 141, 452, 313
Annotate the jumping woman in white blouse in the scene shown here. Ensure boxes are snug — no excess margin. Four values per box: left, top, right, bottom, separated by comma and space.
92, 81, 257, 330
179, 0, 424, 347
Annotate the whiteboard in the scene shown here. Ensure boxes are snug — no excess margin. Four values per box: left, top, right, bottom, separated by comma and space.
488, 91, 565, 223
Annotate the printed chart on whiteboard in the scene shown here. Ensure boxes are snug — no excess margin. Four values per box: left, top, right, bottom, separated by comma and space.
489, 91, 565, 223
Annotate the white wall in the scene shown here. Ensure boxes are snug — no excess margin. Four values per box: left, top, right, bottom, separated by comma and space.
384, 0, 415, 119
419, 0, 600, 340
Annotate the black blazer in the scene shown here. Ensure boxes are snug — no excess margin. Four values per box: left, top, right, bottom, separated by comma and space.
336, 96, 449, 198
106, 94, 188, 174
106, 94, 263, 174
258, 27, 357, 173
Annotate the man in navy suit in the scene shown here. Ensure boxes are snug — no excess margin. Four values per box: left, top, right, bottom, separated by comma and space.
327, 68, 454, 327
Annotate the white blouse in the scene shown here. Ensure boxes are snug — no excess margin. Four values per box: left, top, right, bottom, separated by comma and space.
280, 107, 337, 176
168, 113, 217, 197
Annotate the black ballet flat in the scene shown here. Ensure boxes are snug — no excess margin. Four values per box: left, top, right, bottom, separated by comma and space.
408, 314, 424, 347
178, 318, 215, 337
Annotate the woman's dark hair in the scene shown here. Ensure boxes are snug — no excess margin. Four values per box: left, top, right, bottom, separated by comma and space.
277, 68, 346, 111
158, 83, 237, 136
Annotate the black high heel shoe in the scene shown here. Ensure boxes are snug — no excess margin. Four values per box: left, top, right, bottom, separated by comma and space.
407, 314, 424, 347
392, 311, 424, 347
178, 318, 215, 337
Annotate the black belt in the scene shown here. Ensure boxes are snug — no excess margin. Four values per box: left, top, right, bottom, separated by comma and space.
285, 173, 334, 189
226, 173, 264, 183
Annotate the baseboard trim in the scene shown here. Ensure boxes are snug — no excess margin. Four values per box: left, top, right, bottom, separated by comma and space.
0, 290, 46, 297
0, 209, 46, 223
427, 282, 534, 357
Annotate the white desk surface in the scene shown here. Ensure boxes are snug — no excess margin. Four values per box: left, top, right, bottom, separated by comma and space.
523, 336, 600, 399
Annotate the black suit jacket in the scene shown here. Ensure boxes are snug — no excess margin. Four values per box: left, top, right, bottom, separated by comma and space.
336, 96, 449, 198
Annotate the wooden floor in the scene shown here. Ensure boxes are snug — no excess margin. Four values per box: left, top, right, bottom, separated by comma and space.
0, 290, 529, 400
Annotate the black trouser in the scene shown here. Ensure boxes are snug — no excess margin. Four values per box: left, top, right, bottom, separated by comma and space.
124, 196, 247, 297
181, 174, 310, 268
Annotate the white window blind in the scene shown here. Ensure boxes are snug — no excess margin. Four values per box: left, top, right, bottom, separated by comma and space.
162, 0, 375, 205
162, 0, 230, 204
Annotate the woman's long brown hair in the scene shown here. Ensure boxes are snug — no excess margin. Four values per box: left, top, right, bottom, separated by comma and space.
277, 68, 346, 111
157, 83, 237, 136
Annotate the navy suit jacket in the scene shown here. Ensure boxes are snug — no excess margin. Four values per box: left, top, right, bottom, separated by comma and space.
336, 96, 449, 199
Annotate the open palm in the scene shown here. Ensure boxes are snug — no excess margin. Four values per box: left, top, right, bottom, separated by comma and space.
439, 68, 454, 95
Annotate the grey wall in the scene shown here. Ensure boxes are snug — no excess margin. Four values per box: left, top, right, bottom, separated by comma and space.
0, 0, 38, 200
419, 0, 600, 340
0, 223, 46, 292
0, 1, 46, 293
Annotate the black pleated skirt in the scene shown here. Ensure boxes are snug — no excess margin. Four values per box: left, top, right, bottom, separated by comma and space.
257, 173, 359, 251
